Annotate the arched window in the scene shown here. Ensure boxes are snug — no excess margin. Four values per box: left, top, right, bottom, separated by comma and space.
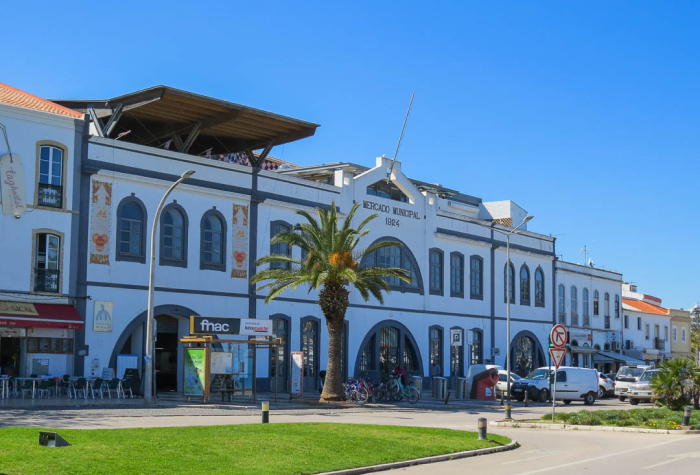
361, 237, 423, 294
558, 284, 566, 324
470, 329, 483, 365
520, 265, 530, 305
160, 203, 188, 267
36, 143, 66, 209
429, 249, 443, 295
504, 262, 515, 303
535, 267, 545, 307
511, 331, 546, 377
354, 321, 423, 380
582, 288, 590, 327
201, 209, 226, 270
593, 290, 600, 315
604, 293, 610, 316
570, 286, 578, 326
270, 221, 291, 270
450, 252, 464, 297
470, 255, 483, 300
117, 196, 147, 263
614, 295, 620, 319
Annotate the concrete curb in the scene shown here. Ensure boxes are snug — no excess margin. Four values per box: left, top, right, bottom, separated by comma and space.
490, 420, 700, 434
315, 440, 519, 475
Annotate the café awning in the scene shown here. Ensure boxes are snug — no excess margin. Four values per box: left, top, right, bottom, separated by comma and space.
593, 351, 646, 366
0, 302, 83, 330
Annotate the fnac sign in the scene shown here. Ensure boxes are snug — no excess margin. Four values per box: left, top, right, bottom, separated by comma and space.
190, 316, 239, 335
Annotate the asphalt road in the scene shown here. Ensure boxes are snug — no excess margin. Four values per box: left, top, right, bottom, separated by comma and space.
2, 399, 697, 474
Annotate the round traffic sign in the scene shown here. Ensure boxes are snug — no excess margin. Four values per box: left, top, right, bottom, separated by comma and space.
550, 324, 567, 349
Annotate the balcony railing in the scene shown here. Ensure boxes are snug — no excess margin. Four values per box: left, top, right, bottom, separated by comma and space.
34, 269, 60, 293
604, 316, 611, 329
37, 183, 63, 208
583, 314, 590, 328
570, 311, 579, 326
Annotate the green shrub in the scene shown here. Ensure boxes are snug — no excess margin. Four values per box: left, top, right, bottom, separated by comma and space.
568, 411, 603, 426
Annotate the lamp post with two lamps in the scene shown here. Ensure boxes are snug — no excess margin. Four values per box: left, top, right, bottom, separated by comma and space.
491, 215, 533, 420
144, 170, 195, 404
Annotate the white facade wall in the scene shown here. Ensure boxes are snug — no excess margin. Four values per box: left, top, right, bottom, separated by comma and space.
79, 146, 559, 390
621, 307, 671, 361
0, 104, 84, 377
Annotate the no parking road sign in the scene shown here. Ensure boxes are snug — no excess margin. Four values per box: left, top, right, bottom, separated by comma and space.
550, 324, 567, 349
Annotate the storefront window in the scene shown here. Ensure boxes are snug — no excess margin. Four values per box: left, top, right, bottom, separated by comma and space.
379, 327, 399, 379
26, 338, 73, 355
514, 335, 536, 377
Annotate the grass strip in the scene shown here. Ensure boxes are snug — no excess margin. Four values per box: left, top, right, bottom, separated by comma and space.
536, 407, 699, 429
0, 423, 510, 475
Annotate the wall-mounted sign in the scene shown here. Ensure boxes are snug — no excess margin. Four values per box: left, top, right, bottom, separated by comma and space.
569, 330, 592, 342
89, 180, 112, 265
0, 301, 38, 315
190, 317, 272, 336
450, 328, 463, 347
231, 204, 249, 279
1, 154, 27, 216
93, 301, 113, 332
362, 200, 420, 228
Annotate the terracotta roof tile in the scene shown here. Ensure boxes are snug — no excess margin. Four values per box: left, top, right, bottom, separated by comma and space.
0, 82, 83, 119
622, 298, 669, 315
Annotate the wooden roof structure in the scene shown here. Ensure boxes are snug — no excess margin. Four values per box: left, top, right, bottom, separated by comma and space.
53, 86, 319, 160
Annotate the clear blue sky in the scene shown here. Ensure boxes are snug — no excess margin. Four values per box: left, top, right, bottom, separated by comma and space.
3, 1, 698, 308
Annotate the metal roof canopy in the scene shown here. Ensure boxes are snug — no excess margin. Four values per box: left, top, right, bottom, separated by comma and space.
53, 86, 319, 160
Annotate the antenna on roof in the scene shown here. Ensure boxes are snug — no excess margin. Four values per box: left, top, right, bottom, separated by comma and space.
388, 92, 415, 179
581, 245, 587, 265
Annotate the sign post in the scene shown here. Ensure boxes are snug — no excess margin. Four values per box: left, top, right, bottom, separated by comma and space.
549, 324, 567, 422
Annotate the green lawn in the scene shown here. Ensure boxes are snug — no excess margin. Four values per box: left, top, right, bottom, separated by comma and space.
0, 423, 511, 475
537, 408, 700, 429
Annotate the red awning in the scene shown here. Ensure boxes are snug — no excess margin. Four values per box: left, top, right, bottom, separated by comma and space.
0, 303, 84, 330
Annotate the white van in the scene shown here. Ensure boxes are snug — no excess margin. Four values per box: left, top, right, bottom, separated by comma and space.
510, 366, 599, 405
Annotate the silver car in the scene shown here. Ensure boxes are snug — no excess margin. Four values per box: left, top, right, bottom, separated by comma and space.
628, 369, 660, 405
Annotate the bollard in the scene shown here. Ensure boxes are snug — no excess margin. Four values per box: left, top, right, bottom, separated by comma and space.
500, 392, 504, 406
262, 401, 270, 424
682, 406, 691, 427
477, 418, 488, 441
524, 390, 529, 407
504, 404, 512, 421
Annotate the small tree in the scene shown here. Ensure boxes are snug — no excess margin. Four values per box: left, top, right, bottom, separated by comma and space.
651, 358, 698, 411
251, 202, 411, 401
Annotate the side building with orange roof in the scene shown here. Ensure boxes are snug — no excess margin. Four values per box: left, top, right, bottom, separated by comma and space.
621, 283, 673, 365
0, 82, 87, 378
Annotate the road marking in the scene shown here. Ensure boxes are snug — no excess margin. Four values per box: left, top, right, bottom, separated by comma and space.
641, 451, 700, 470
517, 436, 700, 475
502, 450, 564, 465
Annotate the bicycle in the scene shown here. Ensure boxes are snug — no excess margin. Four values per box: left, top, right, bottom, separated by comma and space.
344, 378, 369, 403
386, 372, 420, 404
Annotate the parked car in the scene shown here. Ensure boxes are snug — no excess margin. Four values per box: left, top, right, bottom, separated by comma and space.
614, 366, 649, 401
598, 372, 614, 399
510, 366, 599, 405
496, 370, 521, 397
628, 369, 660, 405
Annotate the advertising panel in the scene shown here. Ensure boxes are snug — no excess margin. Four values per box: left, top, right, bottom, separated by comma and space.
183, 347, 209, 397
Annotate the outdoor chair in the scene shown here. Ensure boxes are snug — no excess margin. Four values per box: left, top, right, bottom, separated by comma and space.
36, 380, 51, 399
74, 378, 88, 399
90, 378, 105, 399
58, 375, 72, 398
9, 377, 18, 397
20, 379, 34, 399
106, 378, 122, 398
122, 378, 135, 399
29, 374, 38, 378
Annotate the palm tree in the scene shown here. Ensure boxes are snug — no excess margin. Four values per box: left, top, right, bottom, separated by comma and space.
650, 358, 697, 410
251, 201, 411, 401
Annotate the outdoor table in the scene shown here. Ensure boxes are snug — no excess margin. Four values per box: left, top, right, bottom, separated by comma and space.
13, 377, 43, 399
70, 376, 97, 399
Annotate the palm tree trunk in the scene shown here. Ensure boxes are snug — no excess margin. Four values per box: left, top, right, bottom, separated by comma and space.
319, 283, 349, 402
321, 316, 345, 401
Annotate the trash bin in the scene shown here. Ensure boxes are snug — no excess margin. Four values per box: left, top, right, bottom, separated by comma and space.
411, 376, 423, 394
432, 377, 447, 399
456, 377, 469, 400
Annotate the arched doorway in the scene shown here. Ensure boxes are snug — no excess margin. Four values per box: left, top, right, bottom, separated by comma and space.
354, 320, 423, 381
510, 330, 546, 377
301, 316, 320, 393
109, 304, 200, 394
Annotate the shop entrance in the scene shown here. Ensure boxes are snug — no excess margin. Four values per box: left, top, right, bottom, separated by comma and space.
0, 337, 21, 376
155, 315, 179, 392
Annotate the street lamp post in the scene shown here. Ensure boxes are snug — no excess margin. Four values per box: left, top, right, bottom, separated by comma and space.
144, 170, 195, 404
492, 215, 533, 421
